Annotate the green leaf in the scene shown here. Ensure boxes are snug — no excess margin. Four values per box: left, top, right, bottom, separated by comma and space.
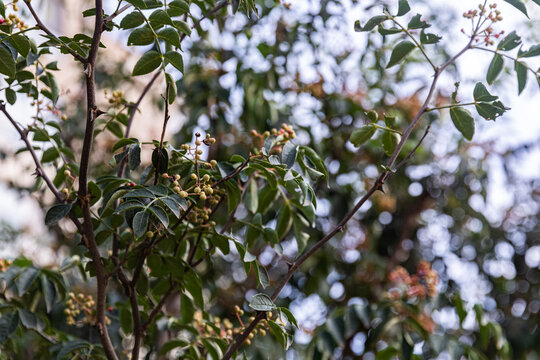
158, 27, 181, 48
397, 0, 410, 16
420, 30, 441, 44
164, 51, 184, 73
5, 87, 16, 104
276, 203, 293, 240
128, 143, 141, 170
293, 214, 309, 252
279, 307, 298, 328
354, 15, 388, 32
127, 27, 155, 46
473, 82, 498, 102
120, 306, 133, 334
152, 147, 169, 173
45, 203, 72, 225
386, 40, 416, 68
0, 46, 16, 78
281, 141, 298, 169
132, 50, 162, 76
16, 267, 39, 296
245, 179, 258, 214
497, 31, 521, 51
475, 101, 508, 120
450, 107, 474, 140
249, 293, 276, 311
149, 9, 173, 27
407, 13, 430, 29
173, 20, 191, 36
46, 72, 60, 105
256, 262, 269, 289
169, 0, 190, 13
382, 131, 401, 156
246, 213, 262, 247
503, 0, 528, 17
0, 312, 19, 342
350, 124, 376, 146
378, 25, 402, 35
515, 60, 528, 94
166, 72, 177, 104
184, 272, 203, 308
10, 34, 30, 57
148, 205, 169, 227
518, 44, 540, 58
486, 54, 503, 85
117, 200, 145, 212
112, 137, 139, 152
120, 11, 145, 29
160, 197, 181, 218
132, 211, 149, 238
42, 147, 60, 163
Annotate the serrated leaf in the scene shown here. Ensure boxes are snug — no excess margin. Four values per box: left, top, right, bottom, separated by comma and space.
127, 27, 155, 46
45, 203, 72, 225
350, 125, 376, 146
515, 60, 528, 94
450, 106, 474, 140
397, 0, 410, 16
497, 30, 521, 51
132, 211, 149, 237
503, 0, 528, 17
120, 11, 145, 29
132, 50, 161, 76
158, 27, 181, 48
164, 51, 184, 73
486, 54, 503, 85
249, 293, 276, 311
354, 15, 387, 32
0, 46, 16, 78
386, 40, 416, 68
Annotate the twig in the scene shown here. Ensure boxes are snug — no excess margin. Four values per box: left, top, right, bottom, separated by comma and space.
154, 82, 171, 185
180, 0, 230, 42
104, 3, 133, 23
23, 0, 87, 63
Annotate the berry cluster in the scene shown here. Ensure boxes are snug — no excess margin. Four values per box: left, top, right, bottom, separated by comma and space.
251, 123, 296, 154
1, 1, 29, 30
64, 292, 110, 326
387, 260, 439, 300
462, 3, 504, 46
105, 89, 125, 108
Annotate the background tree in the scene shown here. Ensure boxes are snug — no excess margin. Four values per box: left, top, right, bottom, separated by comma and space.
0, 0, 539, 359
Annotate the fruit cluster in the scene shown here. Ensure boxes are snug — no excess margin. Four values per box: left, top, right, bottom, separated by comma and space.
387, 260, 439, 300
64, 292, 110, 326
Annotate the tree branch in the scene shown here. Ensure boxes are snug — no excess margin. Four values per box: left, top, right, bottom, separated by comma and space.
221, 36, 476, 360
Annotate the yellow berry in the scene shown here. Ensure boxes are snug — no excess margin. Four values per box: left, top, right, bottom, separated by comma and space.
61, 115, 67, 121
199, 193, 207, 201
145, 231, 154, 238
191, 173, 198, 180
195, 140, 201, 146
210, 160, 217, 167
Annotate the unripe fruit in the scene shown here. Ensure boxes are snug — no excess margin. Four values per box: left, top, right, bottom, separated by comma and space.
194, 186, 201, 194
63, 170, 71, 177
210, 160, 217, 166
173, 181, 179, 186
199, 193, 207, 201
191, 173, 197, 180
204, 187, 213, 195
61, 115, 67, 121
161, 173, 169, 178
195, 140, 201, 146
180, 191, 188, 198
145, 231, 154, 238
202, 174, 210, 182
174, 174, 181, 180
173, 186, 181, 193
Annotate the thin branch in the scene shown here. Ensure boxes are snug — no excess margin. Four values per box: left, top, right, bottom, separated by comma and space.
154, 82, 171, 185
104, 3, 133, 23
180, 0, 231, 42
23, 1, 87, 63
394, 124, 431, 171
222, 35, 476, 360
212, 157, 251, 188
142, 281, 175, 330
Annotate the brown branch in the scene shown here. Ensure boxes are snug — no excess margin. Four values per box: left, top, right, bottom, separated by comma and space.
142, 280, 176, 330
104, 3, 133, 23
23, 0, 87, 63
154, 82, 171, 185
221, 37, 476, 360
212, 157, 251, 188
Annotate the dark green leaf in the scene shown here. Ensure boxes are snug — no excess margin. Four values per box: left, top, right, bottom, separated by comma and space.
0, 312, 19, 342
149, 9, 173, 26
276, 203, 293, 240
120, 307, 133, 334
0, 46, 16, 78
158, 27, 181, 48
5, 87, 16, 104
160, 197, 181, 218
173, 20, 191, 36
16, 267, 39, 296
132, 211, 149, 237
281, 141, 298, 169
128, 143, 141, 170
148, 205, 169, 227
475, 100, 508, 120
518, 44, 540, 58
245, 179, 258, 214
377, 25, 402, 35
515, 60, 528, 94
397, 0, 410, 16
46, 72, 60, 104
473, 82, 498, 102
386, 40, 416, 68
450, 107, 474, 140
132, 50, 162, 76
151, 147, 169, 173
350, 124, 376, 146
112, 137, 139, 152
503, 0, 528, 17
486, 54, 503, 84
407, 14, 430, 29
497, 31, 521, 51
164, 51, 184, 73
420, 30, 441, 44
249, 293, 276, 311
169, 0, 190, 13
256, 262, 269, 289
127, 27, 155, 46
10, 34, 30, 57
45, 203, 72, 225
279, 307, 298, 328
184, 272, 203, 308
120, 11, 145, 29
354, 15, 388, 32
